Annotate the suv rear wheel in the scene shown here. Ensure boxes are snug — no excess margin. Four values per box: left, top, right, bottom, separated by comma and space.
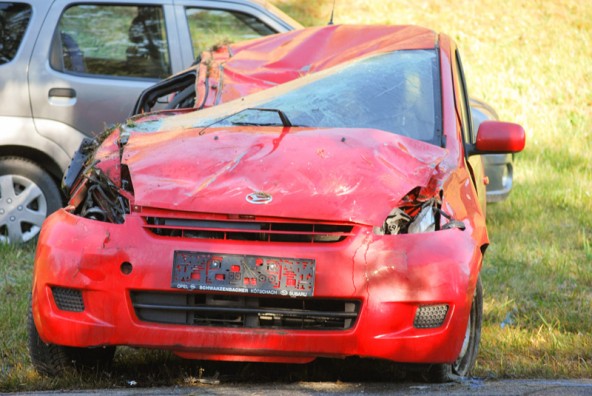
0, 157, 61, 243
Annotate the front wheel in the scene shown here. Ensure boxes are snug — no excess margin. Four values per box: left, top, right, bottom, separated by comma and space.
0, 157, 62, 243
28, 304, 115, 376
421, 277, 483, 383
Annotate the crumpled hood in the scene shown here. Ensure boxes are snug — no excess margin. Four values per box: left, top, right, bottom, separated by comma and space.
122, 127, 447, 225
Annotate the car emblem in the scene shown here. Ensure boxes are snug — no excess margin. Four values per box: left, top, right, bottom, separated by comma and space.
246, 192, 273, 204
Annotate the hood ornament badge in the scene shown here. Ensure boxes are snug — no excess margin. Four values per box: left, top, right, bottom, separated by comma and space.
246, 192, 273, 204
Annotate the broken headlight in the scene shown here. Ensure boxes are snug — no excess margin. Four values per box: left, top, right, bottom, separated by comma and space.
70, 167, 131, 224
377, 188, 465, 235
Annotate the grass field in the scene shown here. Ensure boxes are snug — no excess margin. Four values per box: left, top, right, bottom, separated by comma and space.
1, 0, 591, 391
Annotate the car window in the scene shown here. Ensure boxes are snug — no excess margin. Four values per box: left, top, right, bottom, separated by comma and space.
51, 4, 171, 79
0, 2, 32, 64
192, 50, 442, 145
185, 7, 275, 57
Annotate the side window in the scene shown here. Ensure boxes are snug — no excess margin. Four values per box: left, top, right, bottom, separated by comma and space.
0, 2, 32, 64
185, 8, 275, 57
453, 50, 474, 145
51, 5, 170, 79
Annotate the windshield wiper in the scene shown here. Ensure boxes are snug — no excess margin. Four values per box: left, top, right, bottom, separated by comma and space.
197, 107, 293, 135
238, 108, 293, 127
231, 121, 286, 126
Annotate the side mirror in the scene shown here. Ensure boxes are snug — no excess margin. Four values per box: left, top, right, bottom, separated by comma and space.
468, 120, 525, 155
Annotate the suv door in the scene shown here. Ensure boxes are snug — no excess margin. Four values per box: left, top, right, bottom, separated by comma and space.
28, 0, 180, 152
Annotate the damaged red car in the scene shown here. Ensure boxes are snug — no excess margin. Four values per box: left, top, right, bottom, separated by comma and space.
29, 25, 525, 382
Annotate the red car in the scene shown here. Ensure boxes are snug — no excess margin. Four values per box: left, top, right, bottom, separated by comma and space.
29, 25, 525, 382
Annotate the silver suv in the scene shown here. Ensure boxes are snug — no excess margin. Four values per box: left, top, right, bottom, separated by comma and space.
0, 0, 300, 243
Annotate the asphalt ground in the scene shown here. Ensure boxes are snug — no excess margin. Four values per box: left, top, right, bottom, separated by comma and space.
7, 379, 592, 396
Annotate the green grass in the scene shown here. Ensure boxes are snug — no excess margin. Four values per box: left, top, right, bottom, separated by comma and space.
0, 242, 35, 390
2, 0, 592, 390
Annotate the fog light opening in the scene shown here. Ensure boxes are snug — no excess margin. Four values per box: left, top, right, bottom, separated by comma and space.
414, 304, 449, 329
120, 262, 133, 275
51, 287, 85, 312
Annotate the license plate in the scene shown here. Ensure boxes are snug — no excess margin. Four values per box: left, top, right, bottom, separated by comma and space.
172, 251, 315, 297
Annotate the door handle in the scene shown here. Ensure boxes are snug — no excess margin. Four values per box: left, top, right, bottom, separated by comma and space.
48, 88, 77, 106
49, 88, 76, 98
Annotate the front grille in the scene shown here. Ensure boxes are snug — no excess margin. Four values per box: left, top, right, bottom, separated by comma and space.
52, 287, 84, 312
143, 217, 353, 243
131, 291, 360, 330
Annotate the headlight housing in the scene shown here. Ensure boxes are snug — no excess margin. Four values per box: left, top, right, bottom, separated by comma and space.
376, 188, 465, 235
64, 126, 134, 224
69, 168, 131, 224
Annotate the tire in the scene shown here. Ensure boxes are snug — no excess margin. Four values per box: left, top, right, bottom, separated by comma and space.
28, 303, 116, 376
0, 157, 62, 243
421, 277, 483, 383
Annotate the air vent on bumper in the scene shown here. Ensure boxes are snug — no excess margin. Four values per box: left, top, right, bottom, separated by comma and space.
131, 291, 360, 330
413, 304, 449, 328
52, 287, 85, 312
143, 217, 353, 243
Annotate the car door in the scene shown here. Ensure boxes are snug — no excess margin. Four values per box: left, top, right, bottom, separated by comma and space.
28, 0, 181, 157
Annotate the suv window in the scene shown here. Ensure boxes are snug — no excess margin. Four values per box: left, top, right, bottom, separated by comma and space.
51, 4, 171, 79
0, 2, 31, 64
185, 7, 275, 57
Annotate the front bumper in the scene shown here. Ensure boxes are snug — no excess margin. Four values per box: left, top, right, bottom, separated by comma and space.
32, 209, 482, 364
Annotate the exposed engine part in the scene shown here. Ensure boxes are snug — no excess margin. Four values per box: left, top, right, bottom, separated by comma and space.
120, 164, 134, 194
383, 198, 439, 235
77, 169, 129, 224
383, 208, 412, 235
377, 193, 465, 235
408, 201, 437, 234
438, 208, 466, 231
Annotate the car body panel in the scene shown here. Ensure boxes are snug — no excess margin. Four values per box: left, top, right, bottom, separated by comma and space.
33, 208, 480, 364
0, 117, 73, 172
105, 126, 447, 225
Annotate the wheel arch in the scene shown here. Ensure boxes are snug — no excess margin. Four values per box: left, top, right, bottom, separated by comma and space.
0, 145, 64, 183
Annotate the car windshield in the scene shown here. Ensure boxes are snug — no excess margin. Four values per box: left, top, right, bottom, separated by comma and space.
191, 49, 442, 144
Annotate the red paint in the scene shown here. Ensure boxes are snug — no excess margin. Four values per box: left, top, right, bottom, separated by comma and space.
120, 127, 446, 225
33, 210, 479, 363
475, 121, 526, 153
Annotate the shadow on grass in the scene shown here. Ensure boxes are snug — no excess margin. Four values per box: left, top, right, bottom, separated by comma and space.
9, 348, 425, 391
